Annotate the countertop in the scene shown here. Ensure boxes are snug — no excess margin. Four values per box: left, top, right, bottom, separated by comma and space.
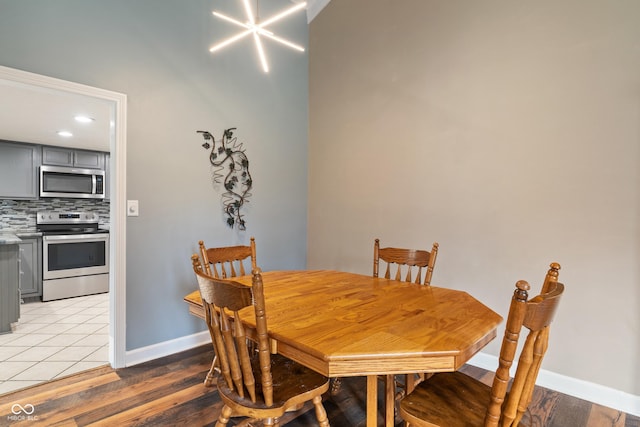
0, 232, 21, 245
0, 229, 42, 244
15, 229, 42, 238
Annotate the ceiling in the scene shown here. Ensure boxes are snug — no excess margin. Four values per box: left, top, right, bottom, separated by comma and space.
304, 0, 330, 22
0, 79, 112, 152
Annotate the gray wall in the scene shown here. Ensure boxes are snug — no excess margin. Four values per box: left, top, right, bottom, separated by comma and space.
308, 0, 640, 395
0, 0, 309, 349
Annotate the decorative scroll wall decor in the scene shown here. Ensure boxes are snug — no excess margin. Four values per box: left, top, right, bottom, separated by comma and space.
197, 128, 252, 230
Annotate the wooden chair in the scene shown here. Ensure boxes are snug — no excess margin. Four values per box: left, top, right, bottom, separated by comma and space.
331, 239, 440, 402
197, 238, 257, 387
199, 237, 256, 279
191, 255, 330, 427
399, 262, 565, 427
374, 238, 439, 285
371, 239, 440, 409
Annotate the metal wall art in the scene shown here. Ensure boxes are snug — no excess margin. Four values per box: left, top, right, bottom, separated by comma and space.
197, 128, 252, 230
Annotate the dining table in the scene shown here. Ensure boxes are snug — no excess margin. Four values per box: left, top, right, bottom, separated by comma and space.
183, 270, 503, 427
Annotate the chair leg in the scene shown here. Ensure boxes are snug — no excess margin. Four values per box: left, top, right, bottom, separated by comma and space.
313, 395, 330, 427
204, 355, 218, 387
329, 377, 342, 396
216, 405, 232, 427
405, 373, 416, 395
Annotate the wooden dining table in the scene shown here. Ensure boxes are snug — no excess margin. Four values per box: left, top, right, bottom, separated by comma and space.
184, 270, 503, 427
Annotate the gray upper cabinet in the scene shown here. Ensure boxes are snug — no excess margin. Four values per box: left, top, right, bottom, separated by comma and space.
105, 153, 110, 201
41, 146, 73, 166
0, 141, 40, 200
42, 146, 105, 169
75, 149, 105, 169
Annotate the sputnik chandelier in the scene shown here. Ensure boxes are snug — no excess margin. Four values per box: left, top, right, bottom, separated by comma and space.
209, 0, 307, 73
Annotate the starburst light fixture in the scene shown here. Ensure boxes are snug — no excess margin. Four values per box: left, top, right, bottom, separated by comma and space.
209, 0, 307, 73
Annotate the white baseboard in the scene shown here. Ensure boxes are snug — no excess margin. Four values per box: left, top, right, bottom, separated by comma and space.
468, 352, 640, 417
124, 330, 210, 367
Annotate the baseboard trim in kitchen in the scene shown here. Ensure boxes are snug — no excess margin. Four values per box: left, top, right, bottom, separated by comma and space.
468, 352, 640, 417
124, 330, 210, 368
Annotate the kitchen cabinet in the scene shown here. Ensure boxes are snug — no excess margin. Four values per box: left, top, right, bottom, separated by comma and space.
0, 140, 40, 200
18, 237, 41, 299
42, 146, 105, 169
105, 153, 110, 201
0, 242, 20, 333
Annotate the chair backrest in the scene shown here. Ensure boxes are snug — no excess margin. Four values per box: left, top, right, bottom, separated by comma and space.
191, 255, 274, 405
199, 237, 257, 279
541, 261, 560, 293
485, 263, 565, 427
373, 238, 439, 285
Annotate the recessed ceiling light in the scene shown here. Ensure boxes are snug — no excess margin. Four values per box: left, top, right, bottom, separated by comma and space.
57, 130, 73, 137
74, 115, 94, 123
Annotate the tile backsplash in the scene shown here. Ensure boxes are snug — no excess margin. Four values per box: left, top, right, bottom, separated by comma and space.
0, 199, 110, 230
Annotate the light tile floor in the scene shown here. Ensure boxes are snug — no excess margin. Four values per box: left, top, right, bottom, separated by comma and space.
0, 293, 109, 395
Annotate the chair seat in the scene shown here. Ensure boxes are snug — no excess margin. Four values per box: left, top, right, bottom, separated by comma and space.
399, 371, 491, 427
217, 353, 330, 413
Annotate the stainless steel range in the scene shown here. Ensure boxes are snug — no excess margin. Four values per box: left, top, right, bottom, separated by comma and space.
37, 211, 109, 301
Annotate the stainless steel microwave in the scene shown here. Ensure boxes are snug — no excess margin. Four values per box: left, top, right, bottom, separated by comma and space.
40, 165, 105, 199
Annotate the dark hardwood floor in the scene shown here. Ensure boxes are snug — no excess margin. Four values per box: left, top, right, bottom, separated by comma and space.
0, 345, 637, 426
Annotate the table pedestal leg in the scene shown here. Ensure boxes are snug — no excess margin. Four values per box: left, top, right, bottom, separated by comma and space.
385, 374, 395, 426
366, 375, 378, 427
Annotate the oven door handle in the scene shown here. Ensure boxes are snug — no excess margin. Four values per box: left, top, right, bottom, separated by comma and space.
43, 234, 109, 242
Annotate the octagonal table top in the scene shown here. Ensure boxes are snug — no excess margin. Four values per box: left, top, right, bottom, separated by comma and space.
184, 269, 503, 377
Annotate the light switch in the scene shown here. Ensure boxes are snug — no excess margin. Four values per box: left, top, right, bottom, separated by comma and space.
127, 200, 139, 217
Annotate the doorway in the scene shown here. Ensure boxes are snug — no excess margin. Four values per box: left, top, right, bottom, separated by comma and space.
0, 65, 126, 392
